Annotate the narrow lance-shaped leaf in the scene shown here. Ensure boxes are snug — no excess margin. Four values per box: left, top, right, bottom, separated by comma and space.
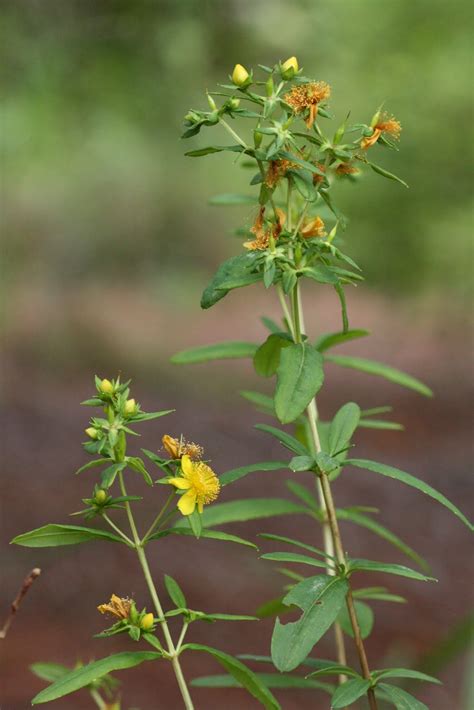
220, 461, 287, 486
347, 459, 473, 531
171, 341, 257, 364
331, 678, 372, 708
328, 402, 360, 456
192, 673, 333, 692
201, 499, 307, 527
164, 574, 187, 608
326, 355, 433, 397
183, 644, 281, 710
31, 652, 162, 704
12, 524, 126, 548
348, 558, 436, 582
377, 683, 428, 710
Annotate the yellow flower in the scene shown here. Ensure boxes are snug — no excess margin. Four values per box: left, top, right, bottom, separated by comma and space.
232, 63, 249, 86
361, 113, 401, 149
168, 454, 220, 516
284, 81, 331, 128
97, 594, 132, 620
162, 434, 203, 460
282, 56, 299, 73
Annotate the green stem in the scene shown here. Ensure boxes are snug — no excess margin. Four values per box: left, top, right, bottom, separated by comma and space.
90, 689, 107, 710
142, 493, 175, 545
289, 279, 377, 708
102, 513, 134, 548
117, 472, 195, 710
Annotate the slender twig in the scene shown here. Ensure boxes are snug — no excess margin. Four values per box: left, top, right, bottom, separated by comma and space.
89, 689, 107, 710
142, 493, 176, 545
117, 472, 195, 710
175, 621, 189, 654
0, 567, 41, 640
102, 513, 134, 547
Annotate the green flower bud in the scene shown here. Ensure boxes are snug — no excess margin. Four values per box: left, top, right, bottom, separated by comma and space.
140, 612, 154, 631
232, 63, 249, 87
85, 427, 99, 439
124, 398, 137, 416
95, 489, 107, 505
227, 97, 240, 110
99, 378, 114, 395
280, 55, 299, 79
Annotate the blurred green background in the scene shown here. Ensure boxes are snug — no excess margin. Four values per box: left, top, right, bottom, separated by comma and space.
1, 1, 473, 709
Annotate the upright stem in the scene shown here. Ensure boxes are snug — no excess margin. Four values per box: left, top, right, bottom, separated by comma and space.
287, 283, 377, 709
117, 472, 195, 710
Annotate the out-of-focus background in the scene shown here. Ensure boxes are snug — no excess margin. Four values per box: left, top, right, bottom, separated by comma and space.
1, 1, 473, 708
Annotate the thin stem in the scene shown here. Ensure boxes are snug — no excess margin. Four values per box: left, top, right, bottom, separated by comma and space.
176, 621, 189, 654
102, 513, 134, 547
118, 472, 195, 710
89, 689, 107, 710
142, 493, 176, 545
277, 286, 295, 339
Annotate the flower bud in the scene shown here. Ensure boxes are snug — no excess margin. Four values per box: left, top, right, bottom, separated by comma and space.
85, 427, 99, 439
95, 489, 107, 505
140, 612, 154, 631
207, 93, 217, 110
99, 378, 114, 395
232, 63, 249, 86
124, 398, 137, 416
227, 97, 240, 110
281, 56, 299, 79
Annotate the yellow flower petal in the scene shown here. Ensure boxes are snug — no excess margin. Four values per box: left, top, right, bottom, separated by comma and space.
168, 476, 192, 490
181, 454, 194, 477
177, 489, 197, 516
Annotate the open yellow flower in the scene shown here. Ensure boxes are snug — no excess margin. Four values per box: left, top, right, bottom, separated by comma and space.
168, 454, 220, 515
361, 113, 401, 149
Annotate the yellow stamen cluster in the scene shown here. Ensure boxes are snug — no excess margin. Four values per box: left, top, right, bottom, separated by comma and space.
301, 216, 326, 239
244, 207, 286, 251
361, 114, 401, 149
97, 594, 132, 620
284, 81, 331, 128
168, 454, 220, 516
162, 434, 203, 460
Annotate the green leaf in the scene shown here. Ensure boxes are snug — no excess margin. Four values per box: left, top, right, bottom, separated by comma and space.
352, 587, 406, 604
201, 253, 261, 309
373, 668, 441, 684
156, 527, 257, 549
31, 652, 161, 704
201, 499, 307, 527
288, 169, 316, 201
358, 419, 404, 431
11, 524, 125, 548
192, 673, 332, 692
183, 644, 281, 710
367, 161, 409, 188
289, 455, 316, 472
378, 683, 428, 709
331, 678, 372, 708
240, 390, 275, 415
185, 145, 245, 157
171, 341, 257, 364
261, 552, 328, 569
100, 462, 126, 488
220, 461, 287, 486
30, 663, 70, 683
326, 356, 433, 397
209, 193, 258, 205
126, 457, 153, 486
306, 664, 360, 679
338, 601, 374, 640
271, 575, 349, 671
347, 459, 473, 531
275, 343, 324, 424
254, 334, 293, 378
328, 402, 360, 456
303, 265, 339, 285
255, 424, 308, 455
260, 534, 333, 561
75, 458, 109, 475
337, 508, 429, 571
348, 558, 436, 582
286, 480, 320, 512
164, 574, 187, 609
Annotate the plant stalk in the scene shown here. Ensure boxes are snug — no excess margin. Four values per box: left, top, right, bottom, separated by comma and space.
118, 472, 195, 710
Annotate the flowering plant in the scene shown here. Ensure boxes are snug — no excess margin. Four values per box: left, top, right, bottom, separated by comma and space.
173, 57, 473, 709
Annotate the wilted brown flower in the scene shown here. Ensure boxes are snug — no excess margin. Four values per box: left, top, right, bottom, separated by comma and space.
284, 81, 331, 128
361, 114, 401, 149
162, 434, 203, 460
301, 216, 326, 239
244, 207, 286, 250
97, 594, 132, 620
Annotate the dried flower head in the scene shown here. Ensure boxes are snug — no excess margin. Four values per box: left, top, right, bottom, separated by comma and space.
162, 434, 203, 460
335, 162, 360, 177
301, 216, 326, 239
97, 594, 132, 620
284, 81, 331, 128
168, 454, 220, 515
361, 113, 401, 149
244, 207, 285, 251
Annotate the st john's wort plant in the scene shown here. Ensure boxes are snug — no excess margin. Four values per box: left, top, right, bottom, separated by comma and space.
173, 56, 473, 709
13, 377, 282, 710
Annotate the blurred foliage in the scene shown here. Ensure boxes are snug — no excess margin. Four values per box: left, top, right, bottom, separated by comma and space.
2, 0, 472, 317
